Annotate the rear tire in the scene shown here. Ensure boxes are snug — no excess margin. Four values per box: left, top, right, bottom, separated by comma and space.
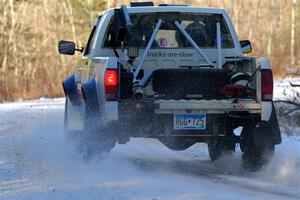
240, 124, 275, 171
64, 96, 116, 160
242, 145, 274, 171
79, 125, 116, 160
80, 105, 116, 160
159, 137, 195, 151
208, 137, 236, 161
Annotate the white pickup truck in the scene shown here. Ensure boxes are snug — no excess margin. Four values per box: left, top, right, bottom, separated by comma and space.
58, 2, 281, 170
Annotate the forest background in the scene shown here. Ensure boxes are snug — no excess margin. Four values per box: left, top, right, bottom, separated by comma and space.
0, 0, 299, 101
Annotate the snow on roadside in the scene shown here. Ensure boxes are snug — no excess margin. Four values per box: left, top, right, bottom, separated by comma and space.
273, 78, 300, 136
0, 98, 64, 111
274, 78, 300, 103
259, 135, 300, 187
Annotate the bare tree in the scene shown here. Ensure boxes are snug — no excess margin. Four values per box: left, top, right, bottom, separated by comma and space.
291, 0, 297, 67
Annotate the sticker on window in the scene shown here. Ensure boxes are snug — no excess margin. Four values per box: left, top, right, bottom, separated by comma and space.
158, 38, 168, 47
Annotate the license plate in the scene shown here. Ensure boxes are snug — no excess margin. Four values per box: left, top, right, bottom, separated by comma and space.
174, 113, 206, 130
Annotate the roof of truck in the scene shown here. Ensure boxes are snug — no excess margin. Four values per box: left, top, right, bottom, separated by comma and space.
104, 6, 226, 15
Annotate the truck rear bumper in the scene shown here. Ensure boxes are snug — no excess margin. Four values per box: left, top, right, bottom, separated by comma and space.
154, 99, 261, 114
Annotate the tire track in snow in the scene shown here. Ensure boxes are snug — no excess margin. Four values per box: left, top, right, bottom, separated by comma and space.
125, 150, 300, 199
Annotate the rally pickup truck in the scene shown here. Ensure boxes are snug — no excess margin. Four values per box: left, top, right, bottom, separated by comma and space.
58, 2, 281, 169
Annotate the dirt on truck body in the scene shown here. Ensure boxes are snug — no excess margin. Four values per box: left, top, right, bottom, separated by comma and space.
58, 2, 281, 170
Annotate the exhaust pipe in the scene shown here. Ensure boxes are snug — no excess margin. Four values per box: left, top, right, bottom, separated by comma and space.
132, 69, 155, 101
133, 86, 144, 101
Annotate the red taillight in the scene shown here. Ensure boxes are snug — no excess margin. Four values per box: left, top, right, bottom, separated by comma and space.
261, 69, 273, 101
105, 69, 118, 100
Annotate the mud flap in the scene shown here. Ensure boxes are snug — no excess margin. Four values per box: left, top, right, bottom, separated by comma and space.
252, 104, 282, 147
62, 74, 79, 104
63, 75, 85, 131
65, 97, 85, 131
81, 79, 99, 113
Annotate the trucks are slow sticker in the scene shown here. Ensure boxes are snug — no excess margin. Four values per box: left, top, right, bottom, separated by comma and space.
147, 51, 194, 58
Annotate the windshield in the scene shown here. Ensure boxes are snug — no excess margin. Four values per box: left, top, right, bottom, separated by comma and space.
103, 12, 234, 49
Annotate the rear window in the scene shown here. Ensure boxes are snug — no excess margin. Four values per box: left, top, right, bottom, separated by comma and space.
103, 12, 234, 49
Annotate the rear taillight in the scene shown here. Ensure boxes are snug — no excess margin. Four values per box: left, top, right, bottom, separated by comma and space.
105, 69, 118, 100
261, 69, 273, 101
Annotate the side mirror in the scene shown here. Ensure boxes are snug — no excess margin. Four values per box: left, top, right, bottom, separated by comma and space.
58, 40, 77, 55
240, 40, 252, 54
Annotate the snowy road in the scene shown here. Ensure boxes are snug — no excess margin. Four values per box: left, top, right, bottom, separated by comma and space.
0, 98, 299, 200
